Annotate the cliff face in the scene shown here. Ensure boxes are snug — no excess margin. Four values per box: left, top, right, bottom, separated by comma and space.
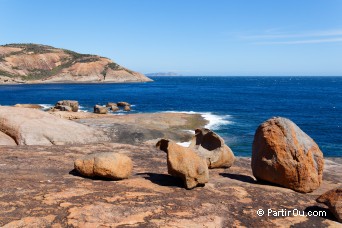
0, 44, 152, 84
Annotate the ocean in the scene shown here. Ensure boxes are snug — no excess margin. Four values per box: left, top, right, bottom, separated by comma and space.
0, 76, 341, 157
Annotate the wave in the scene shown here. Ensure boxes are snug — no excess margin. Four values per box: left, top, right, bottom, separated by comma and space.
162, 111, 233, 130
177, 141, 191, 147
39, 104, 53, 110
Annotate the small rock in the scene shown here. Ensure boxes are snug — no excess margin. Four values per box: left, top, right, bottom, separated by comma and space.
189, 128, 235, 168
94, 105, 108, 114
316, 188, 342, 222
106, 102, 117, 107
156, 139, 209, 189
55, 100, 79, 112
74, 152, 133, 180
117, 102, 130, 107
55, 105, 72, 112
251, 117, 324, 193
123, 105, 131, 111
111, 105, 120, 112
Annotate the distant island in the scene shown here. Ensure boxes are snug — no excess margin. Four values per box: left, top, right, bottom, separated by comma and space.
145, 72, 182, 76
0, 43, 152, 84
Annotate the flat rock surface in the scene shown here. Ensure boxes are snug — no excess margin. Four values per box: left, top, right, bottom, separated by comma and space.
0, 143, 341, 227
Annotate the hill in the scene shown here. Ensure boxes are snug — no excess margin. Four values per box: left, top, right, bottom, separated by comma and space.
0, 43, 152, 84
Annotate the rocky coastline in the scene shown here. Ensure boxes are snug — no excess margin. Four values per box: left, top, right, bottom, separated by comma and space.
0, 103, 341, 227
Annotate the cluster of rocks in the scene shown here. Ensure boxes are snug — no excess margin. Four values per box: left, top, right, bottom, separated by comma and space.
156, 128, 235, 189
94, 102, 131, 114
54, 100, 79, 112
17, 99, 133, 114
72, 116, 341, 222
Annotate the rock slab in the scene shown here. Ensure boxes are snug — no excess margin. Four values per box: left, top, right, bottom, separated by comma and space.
252, 117, 324, 193
189, 128, 235, 168
156, 139, 209, 189
74, 152, 133, 180
316, 188, 342, 222
0, 106, 108, 145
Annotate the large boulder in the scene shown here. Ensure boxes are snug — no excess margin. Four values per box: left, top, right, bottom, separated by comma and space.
252, 117, 324, 193
156, 139, 209, 189
74, 152, 133, 180
94, 105, 108, 114
189, 128, 235, 168
316, 188, 342, 222
55, 100, 79, 112
0, 106, 108, 145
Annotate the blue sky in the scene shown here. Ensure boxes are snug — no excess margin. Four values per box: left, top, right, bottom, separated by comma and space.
1, 0, 341, 76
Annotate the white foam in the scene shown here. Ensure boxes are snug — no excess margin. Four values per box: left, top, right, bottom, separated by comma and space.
162, 111, 233, 130
39, 104, 53, 110
177, 141, 191, 147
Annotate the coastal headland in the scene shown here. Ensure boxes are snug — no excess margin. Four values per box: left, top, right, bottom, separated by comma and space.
0, 106, 341, 227
0, 44, 152, 84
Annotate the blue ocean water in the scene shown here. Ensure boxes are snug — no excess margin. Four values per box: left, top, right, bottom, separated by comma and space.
0, 76, 341, 157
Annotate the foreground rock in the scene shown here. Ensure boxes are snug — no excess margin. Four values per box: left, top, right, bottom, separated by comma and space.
94, 105, 108, 114
157, 139, 209, 189
252, 117, 324, 193
0, 106, 108, 145
75, 152, 133, 180
316, 188, 342, 222
14, 104, 43, 109
189, 128, 235, 168
0, 143, 340, 227
55, 100, 79, 112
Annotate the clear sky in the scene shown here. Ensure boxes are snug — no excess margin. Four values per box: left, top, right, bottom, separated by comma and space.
1, 0, 341, 76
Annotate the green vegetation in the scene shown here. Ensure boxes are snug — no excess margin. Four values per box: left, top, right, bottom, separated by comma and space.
0, 69, 14, 77
4, 43, 54, 54
107, 62, 122, 70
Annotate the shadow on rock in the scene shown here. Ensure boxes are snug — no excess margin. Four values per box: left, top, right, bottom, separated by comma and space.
304, 206, 337, 222
220, 172, 289, 189
220, 173, 257, 184
69, 169, 117, 181
137, 172, 188, 189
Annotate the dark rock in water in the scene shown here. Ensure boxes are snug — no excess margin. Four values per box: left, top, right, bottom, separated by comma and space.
94, 105, 108, 114
316, 188, 342, 222
74, 152, 133, 180
117, 102, 130, 107
252, 117, 324, 193
55, 100, 79, 112
189, 128, 235, 169
156, 139, 209, 189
